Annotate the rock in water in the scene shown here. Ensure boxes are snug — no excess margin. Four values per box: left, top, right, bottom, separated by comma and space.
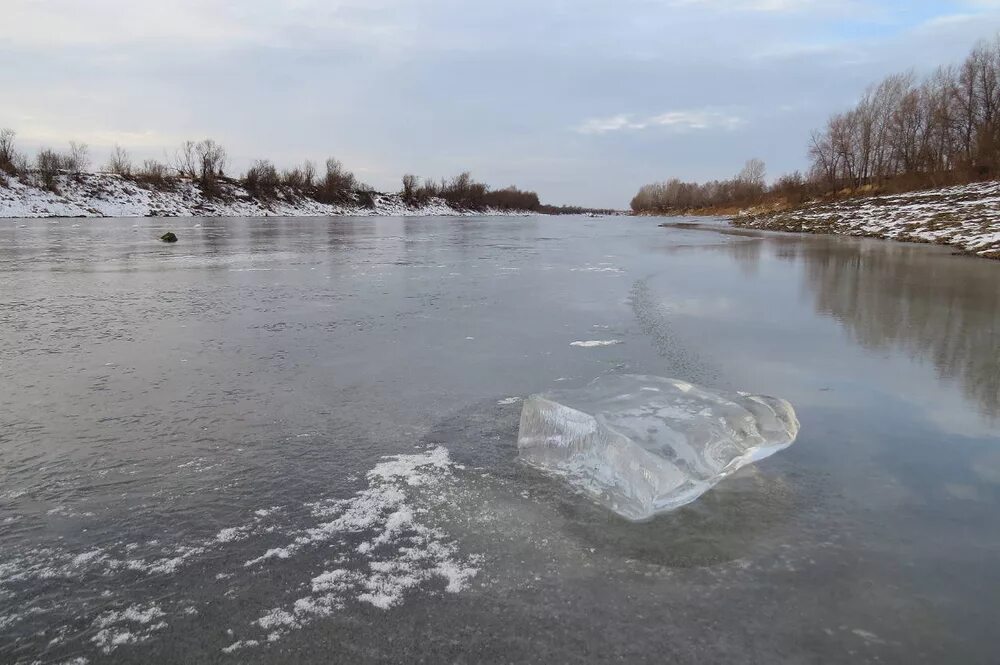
160, 232, 178, 243
517, 374, 799, 521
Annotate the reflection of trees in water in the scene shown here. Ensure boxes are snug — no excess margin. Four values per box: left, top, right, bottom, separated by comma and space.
781, 241, 999, 417
726, 236, 764, 277
724, 237, 1000, 417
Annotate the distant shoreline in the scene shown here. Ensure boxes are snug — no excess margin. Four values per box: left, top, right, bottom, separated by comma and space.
0, 172, 548, 219
728, 181, 1000, 260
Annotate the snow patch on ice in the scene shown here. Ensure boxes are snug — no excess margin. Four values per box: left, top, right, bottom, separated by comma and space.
91, 603, 167, 654
570, 340, 622, 348
72, 548, 105, 567
222, 639, 260, 653
214, 526, 252, 543
570, 263, 624, 273
230, 446, 479, 648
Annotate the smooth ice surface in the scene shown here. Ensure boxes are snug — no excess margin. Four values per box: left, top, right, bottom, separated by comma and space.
517, 375, 800, 521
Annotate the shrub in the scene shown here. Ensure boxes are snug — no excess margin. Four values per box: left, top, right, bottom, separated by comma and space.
770, 171, 811, 204
244, 159, 281, 199
440, 172, 488, 210
35, 148, 63, 191
483, 185, 540, 211
136, 159, 171, 189
356, 185, 377, 208
280, 161, 316, 191
314, 158, 357, 204
414, 178, 440, 205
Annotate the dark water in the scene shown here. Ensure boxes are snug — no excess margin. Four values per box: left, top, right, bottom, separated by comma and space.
1, 215, 998, 664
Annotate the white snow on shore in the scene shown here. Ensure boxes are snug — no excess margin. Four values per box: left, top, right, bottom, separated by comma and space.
734, 180, 1000, 258
0, 172, 532, 219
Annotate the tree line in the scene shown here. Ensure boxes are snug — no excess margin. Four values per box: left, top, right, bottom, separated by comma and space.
631, 34, 1000, 214
0, 130, 552, 212
630, 159, 770, 212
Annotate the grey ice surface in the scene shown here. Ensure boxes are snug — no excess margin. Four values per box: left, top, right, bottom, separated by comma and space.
2, 215, 999, 664
518, 375, 800, 520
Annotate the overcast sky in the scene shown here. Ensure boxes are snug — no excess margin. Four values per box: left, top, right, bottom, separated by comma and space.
4, 0, 1000, 207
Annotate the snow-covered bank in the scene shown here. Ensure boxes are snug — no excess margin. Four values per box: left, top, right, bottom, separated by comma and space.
732, 180, 1000, 259
0, 172, 533, 218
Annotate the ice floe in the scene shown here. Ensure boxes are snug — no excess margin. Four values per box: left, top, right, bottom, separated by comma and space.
518, 374, 800, 520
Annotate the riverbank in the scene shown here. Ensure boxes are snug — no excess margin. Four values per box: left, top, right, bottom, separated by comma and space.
730, 181, 1000, 259
0, 172, 534, 218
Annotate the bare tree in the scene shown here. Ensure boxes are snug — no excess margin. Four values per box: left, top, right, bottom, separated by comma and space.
175, 140, 198, 178
11, 151, 30, 175
65, 141, 90, 174
106, 144, 132, 177
738, 158, 766, 187
808, 129, 837, 186
401, 174, 418, 203
735, 158, 766, 202
0, 128, 17, 174
803, 36, 1000, 187
302, 160, 316, 188
187, 139, 227, 198
195, 139, 226, 180
634, 32, 1000, 213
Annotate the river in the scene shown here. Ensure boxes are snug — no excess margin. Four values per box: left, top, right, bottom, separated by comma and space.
1, 215, 998, 663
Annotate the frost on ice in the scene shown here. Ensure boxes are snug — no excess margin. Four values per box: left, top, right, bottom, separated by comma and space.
231, 446, 480, 648
517, 374, 800, 521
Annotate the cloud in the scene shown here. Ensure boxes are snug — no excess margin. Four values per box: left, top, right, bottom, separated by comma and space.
648, 110, 746, 131
574, 115, 648, 134
575, 110, 745, 135
4, 0, 1000, 207
1, 0, 412, 51
670, 0, 859, 13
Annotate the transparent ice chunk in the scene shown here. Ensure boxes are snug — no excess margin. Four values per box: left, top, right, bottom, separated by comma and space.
517, 374, 800, 521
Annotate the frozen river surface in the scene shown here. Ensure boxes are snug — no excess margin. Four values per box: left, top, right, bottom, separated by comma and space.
1, 215, 998, 663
